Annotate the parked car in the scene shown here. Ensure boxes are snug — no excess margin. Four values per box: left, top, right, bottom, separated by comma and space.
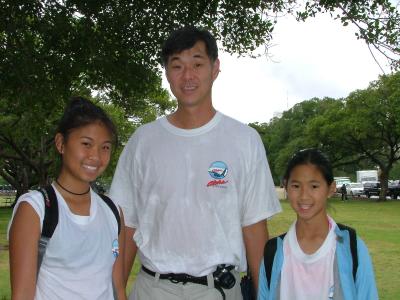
363, 181, 381, 198
0, 184, 16, 195
388, 180, 400, 199
345, 182, 364, 197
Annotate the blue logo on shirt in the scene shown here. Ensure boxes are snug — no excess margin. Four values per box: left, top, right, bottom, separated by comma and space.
112, 239, 119, 258
208, 161, 228, 179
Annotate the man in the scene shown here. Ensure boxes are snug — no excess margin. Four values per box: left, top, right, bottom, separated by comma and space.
110, 26, 282, 300
340, 184, 348, 201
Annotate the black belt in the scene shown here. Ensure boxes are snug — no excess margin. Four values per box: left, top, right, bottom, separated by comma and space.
141, 265, 235, 300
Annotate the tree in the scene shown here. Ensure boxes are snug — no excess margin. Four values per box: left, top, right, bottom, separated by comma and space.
343, 72, 400, 200
1, 0, 399, 193
253, 71, 400, 201
0, 97, 60, 200
0, 94, 137, 203
251, 97, 340, 184
1, 1, 399, 110
307, 72, 400, 201
390, 160, 400, 179
96, 99, 137, 186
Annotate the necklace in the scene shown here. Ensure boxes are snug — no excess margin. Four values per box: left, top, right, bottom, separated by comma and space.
55, 179, 90, 196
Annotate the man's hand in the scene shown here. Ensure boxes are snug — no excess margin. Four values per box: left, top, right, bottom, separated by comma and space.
242, 220, 269, 293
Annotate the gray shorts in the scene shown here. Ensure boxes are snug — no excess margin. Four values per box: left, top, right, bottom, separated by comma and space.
129, 268, 243, 300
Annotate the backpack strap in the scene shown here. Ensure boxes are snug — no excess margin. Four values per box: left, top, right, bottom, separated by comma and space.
98, 194, 121, 300
99, 194, 121, 235
37, 185, 59, 276
264, 233, 286, 289
337, 223, 358, 281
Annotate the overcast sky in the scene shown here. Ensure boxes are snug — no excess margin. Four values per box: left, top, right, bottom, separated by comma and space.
163, 13, 393, 124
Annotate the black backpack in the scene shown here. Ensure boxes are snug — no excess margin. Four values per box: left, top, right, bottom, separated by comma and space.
36, 185, 121, 273
263, 223, 358, 289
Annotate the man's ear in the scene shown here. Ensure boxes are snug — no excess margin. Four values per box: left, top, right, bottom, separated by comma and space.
212, 58, 220, 80
55, 133, 65, 154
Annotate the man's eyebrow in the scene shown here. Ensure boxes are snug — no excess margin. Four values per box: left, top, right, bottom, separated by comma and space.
169, 56, 180, 62
193, 53, 206, 59
169, 53, 206, 62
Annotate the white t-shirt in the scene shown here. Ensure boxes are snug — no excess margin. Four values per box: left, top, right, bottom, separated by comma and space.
110, 112, 282, 276
280, 217, 337, 300
8, 185, 119, 300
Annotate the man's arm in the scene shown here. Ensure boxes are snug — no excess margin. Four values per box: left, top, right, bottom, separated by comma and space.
242, 219, 268, 292
123, 226, 137, 286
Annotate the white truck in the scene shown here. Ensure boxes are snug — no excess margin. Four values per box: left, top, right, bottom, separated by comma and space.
356, 170, 378, 183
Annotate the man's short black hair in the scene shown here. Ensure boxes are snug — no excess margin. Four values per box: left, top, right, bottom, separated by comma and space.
161, 26, 218, 66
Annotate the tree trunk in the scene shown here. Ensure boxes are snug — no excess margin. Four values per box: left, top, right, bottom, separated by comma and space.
378, 169, 388, 202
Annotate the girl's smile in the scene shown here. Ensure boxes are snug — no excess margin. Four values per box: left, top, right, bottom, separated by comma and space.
286, 163, 336, 223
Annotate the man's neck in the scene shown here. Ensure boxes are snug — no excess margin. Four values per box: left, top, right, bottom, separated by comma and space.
167, 106, 216, 129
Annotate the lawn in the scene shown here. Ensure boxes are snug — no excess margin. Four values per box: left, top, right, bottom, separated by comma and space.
0, 204, 11, 300
1, 196, 399, 299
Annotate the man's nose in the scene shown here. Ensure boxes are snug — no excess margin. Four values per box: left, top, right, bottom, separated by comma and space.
182, 66, 195, 80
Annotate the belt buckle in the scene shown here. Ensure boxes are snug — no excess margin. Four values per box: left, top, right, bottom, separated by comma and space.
168, 273, 191, 284
168, 277, 181, 284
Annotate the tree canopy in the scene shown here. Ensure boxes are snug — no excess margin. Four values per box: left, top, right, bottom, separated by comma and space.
321, 71, 400, 199
1, 1, 399, 113
253, 71, 400, 201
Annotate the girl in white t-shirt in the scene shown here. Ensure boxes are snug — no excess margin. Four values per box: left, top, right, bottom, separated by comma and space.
9, 97, 126, 300
258, 148, 378, 300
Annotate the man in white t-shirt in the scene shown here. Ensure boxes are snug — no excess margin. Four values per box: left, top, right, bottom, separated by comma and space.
110, 26, 282, 300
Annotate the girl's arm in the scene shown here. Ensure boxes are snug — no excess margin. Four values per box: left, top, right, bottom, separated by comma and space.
9, 202, 41, 300
112, 209, 127, 300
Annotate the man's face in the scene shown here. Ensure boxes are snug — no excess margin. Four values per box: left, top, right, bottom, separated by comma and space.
165, 41, 220, 110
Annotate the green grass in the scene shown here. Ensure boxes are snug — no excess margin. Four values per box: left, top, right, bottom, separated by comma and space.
1, 197, 399, 299
0, 206, 11, 300
0, 195, 14, 208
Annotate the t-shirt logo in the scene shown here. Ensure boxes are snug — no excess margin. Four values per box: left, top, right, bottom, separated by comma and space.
207, 161, 228, 187
112, 239, 119, 258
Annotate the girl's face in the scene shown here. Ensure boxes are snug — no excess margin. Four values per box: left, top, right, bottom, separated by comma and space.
55, 121, 112, 185
286, 163, 336, 223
